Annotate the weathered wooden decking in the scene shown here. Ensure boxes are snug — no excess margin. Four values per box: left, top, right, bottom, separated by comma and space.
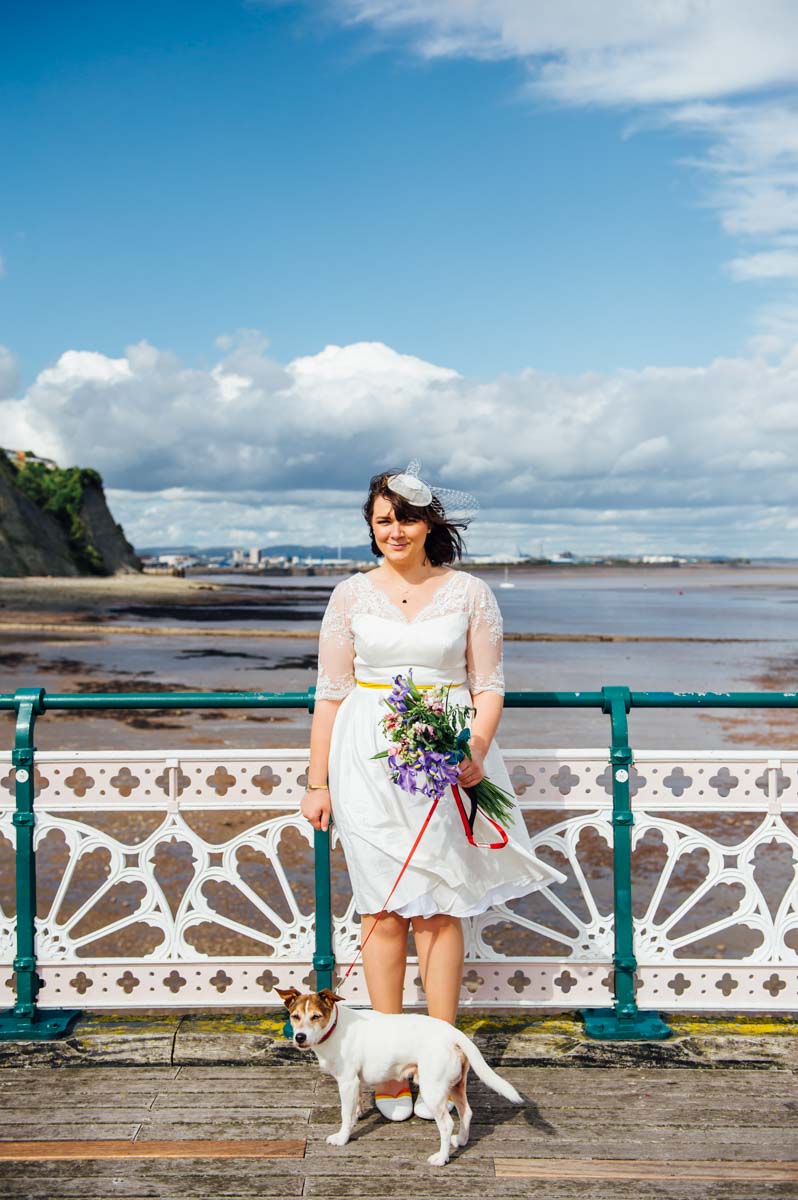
1, 1015, 797, 1199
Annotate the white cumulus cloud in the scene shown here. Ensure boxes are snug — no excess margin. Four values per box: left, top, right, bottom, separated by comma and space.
5, 333, 798, 556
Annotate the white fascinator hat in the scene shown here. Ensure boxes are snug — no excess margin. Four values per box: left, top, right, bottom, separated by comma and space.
386, 459, 479, 525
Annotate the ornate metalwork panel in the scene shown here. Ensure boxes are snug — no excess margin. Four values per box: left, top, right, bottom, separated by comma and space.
1, 747, 795, 1009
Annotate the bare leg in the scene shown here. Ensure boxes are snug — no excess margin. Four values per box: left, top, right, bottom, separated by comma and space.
412, 914, 465, 1131
360, 910, 410, 1098
411, 914, 464, 1022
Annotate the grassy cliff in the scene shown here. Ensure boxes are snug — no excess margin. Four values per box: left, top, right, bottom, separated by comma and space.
0, 451, 141, 577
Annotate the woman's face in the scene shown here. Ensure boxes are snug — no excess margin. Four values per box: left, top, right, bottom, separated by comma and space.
370, 493, 431, 567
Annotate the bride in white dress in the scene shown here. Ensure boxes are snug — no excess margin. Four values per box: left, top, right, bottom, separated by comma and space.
300, 464, 563, 1120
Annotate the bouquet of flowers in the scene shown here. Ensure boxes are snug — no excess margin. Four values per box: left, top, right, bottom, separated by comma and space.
371, 670, 516, 829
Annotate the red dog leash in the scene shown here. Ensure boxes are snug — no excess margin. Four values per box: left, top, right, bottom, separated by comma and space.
340, 795, 440, 983
339, 784, 507, 986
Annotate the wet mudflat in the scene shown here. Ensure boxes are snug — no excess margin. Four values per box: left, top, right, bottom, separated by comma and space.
2, 563, 797, 751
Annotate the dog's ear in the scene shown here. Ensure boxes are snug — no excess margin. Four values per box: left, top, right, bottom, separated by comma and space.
318, 988, 346, 1004
276, 986, 301, 1010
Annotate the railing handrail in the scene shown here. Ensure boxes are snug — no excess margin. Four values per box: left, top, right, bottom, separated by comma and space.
1, 688, 797, 710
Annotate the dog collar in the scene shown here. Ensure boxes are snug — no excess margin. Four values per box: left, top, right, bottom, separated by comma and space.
317, 1004, 338, 1044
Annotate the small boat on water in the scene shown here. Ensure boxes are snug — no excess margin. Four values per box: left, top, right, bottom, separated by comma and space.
499, 566, 515, 589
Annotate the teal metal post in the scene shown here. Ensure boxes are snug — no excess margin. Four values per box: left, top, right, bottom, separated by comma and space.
307, 687, 335, 992
0, 689, 81, 1039
282, 686, 336, 1037
580, 686, 671, 1040
313, 826, 334, 992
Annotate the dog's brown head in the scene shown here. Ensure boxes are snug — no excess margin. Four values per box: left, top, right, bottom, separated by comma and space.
276, 987, 344, 1049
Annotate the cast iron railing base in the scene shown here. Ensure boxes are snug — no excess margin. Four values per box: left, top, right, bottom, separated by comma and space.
580, 1006, 673, 1041
0, 1007, 82, 1041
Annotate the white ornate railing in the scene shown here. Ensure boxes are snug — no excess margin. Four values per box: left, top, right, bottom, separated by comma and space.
1, 748, 795, 1012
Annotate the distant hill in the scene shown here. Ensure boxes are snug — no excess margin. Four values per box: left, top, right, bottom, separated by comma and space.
137, 542, 375, 560
0, 450, 142, 577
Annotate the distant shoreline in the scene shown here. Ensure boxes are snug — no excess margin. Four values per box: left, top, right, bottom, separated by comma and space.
183, 557, 785, 580
0, 619, 771, 644
1, 562, 796, 626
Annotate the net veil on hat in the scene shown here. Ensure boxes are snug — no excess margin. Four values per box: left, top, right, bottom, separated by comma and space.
386, 459, 480, 524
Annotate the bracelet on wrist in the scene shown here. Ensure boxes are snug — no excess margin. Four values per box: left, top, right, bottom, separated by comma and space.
306, 783, 329, 790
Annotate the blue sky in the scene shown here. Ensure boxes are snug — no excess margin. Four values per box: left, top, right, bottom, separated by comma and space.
0, 0, 757, 380
2, 2, 798, 555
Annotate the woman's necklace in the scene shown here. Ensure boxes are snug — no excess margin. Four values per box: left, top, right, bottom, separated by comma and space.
384, 569, 435, 605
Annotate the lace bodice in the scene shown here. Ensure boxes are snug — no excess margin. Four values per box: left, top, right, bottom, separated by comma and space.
315, 569, 505, 701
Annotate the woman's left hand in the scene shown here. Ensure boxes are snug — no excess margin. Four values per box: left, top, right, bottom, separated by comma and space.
457, 745, 486, 789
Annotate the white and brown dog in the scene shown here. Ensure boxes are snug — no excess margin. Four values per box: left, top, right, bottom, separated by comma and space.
277, 987, 523, 1167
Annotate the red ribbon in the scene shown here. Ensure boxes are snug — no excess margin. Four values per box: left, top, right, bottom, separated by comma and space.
451, 783, 509, 849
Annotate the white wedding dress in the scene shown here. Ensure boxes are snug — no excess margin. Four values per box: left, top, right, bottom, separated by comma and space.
315, 569, 566, 917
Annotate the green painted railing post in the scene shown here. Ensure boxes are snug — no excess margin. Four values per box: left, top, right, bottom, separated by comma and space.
0, 688, 81, 1040
307, 684, 335, 993
313, 825, 335, 993
282, 685, 336, 1038
580, 686, 671, 1041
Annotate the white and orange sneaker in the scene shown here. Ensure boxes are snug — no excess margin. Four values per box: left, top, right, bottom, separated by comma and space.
375, 1086, 413, 1121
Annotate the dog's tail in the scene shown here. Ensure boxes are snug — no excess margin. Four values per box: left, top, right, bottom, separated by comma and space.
451, 1029, 523, 1105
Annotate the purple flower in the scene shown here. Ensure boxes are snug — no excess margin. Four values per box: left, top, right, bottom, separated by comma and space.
377, 673, 476, 803
388, 681, 411, 712
393, 761, 421, 792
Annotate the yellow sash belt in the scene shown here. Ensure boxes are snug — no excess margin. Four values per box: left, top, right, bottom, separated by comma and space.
356, 679, 464, 689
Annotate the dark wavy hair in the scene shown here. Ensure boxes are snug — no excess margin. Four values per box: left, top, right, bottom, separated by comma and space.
362, 469, 469, 566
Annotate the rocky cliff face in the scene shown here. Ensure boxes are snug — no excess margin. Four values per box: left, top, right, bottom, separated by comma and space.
0, 456, 77, 576
77, 478, 141, 575
0, 454, 141, 577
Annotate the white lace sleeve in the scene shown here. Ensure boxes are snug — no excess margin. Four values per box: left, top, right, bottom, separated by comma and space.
466, 576, 505, 696
315, 581, 356, 700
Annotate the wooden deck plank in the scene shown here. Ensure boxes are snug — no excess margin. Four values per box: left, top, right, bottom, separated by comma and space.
2, 1180, 793, 1200
0, 1125, 141, 1142
301, 1187, 798, 1200
0, 1103, 156, 1119
308, 1102, 798, 1127
0, 1164, 305, 1199
0, 1066, 181, 1085
301, 1129, 798, 1160
1, 1159, 797, 1200
0, 1139, 306, 1161
143, 1103, 313, 1118
495, 1157, 798, 1181
301, 1180, 798, 1200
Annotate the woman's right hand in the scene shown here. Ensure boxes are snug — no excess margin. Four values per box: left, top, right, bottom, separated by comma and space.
301, 787, 331, 832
